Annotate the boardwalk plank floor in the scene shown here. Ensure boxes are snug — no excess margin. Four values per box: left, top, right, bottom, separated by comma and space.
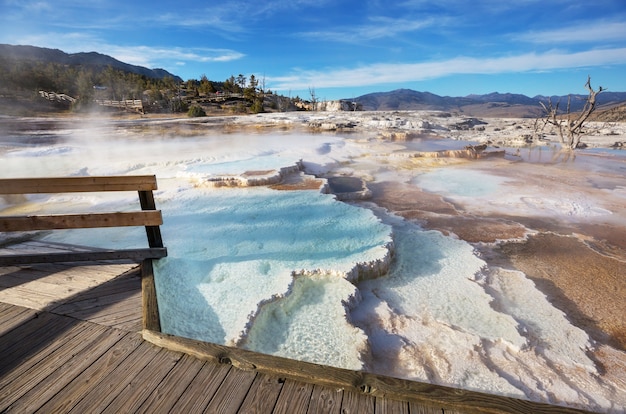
0, 249, 594, 413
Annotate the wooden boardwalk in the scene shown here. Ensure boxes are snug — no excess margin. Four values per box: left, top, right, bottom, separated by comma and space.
0, 250, 593, 413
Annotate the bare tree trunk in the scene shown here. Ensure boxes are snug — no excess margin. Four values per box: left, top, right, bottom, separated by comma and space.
537, 76, 604, 150
309, 87, 317, 111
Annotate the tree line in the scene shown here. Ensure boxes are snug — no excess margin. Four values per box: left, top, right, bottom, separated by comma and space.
0, 56, 298, 114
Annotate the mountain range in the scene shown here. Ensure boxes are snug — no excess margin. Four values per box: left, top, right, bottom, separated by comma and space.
352, 89, 626, 118
0, 44, 181, 82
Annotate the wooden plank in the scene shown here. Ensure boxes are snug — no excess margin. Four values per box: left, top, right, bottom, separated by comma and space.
0, 323, 105, 412
169, 362, 232, 413
142, 330, 594, 414
136, 353, 204, 412
141, 259, 161, 331
108, 316, 142, 333
62, 291, 141, 321
204, 366, 258, 413
0, 247, 167, 265
0, 210, 163, 231
101, 348, 182, 414
0, 317, 99, 395
307, 384, 343, 414
0, 312, 74, 373
0, 261, 136, 290
375, 398, 408, 414
0, 286, 59, 309
0, 305, 37, 336
340, 389, 375, 414
409, 402, 449, 414
273, 380, 314, 414
52, 287, 141, 316
66, 340, 163, 413
3, 260, 139, 285
75, 311, 140, 331
35, 332, 144, 413
0, 175, 157, 194
0, 272, 90, 297
1, 329, 124, 413
237, 372, 285, 414
83, 305, 142, 329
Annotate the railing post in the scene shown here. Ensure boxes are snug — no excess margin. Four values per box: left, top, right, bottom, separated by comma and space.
142, 258, 161, 331
138, 190, 164, 248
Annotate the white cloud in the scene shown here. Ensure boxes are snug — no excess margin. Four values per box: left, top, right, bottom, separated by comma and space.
300, 16, 435, 42
6, 32, 245, 69
516, 21, 626, 44
269, 48, 626, 90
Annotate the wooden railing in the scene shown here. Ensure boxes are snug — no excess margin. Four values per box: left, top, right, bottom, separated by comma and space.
0, 175, 167, 265
94, 99, 144, 113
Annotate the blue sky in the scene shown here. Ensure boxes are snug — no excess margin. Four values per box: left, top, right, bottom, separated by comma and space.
1, 0, 625, 100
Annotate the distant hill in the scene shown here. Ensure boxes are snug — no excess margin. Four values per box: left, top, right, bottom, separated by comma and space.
353, 89, 626, 118
0, 44, 181, 82
592, 102, 626, 122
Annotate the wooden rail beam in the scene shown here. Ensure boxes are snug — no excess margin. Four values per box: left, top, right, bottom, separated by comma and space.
0, 247, 167, 265
0, 211, 163, 232
0, 175, 158, 194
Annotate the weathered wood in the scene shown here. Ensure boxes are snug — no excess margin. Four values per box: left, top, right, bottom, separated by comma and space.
340, 389, 375, 414
137, 353, 204, 412
238, 372, 285, 414
0, 312, 73, 373
0, 175, 157, 194
100, 347, 181, 414
308, 383, 343, 413
51, 286, 140, 316
138, 189, 164, 248
0, 247, 167, 265
0, 259, 134, 288
375, 398, 408, 414
78, 300, 141, 329
273, 380, 314, 414
0, 285, 59, 309
141, 259, 161, 331
3, 327, 124, 413
0, 318, 86, 392
0, 211, 163, 231
0, 304, 37, 335
34, 332, 143, 413
205, 367, 258, 413
71, 340, 162, 411
141, 330, 594, 414
169, 362, 232, 413
0, 272, 91, 297
0, 323, 112, 412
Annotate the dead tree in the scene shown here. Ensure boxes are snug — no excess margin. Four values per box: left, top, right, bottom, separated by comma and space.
538, 76, 604, 150
308, 87, 317, 111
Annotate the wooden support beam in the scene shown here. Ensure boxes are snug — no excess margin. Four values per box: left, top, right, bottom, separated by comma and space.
138, 190, 164, 248
141, 259, 161, 332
